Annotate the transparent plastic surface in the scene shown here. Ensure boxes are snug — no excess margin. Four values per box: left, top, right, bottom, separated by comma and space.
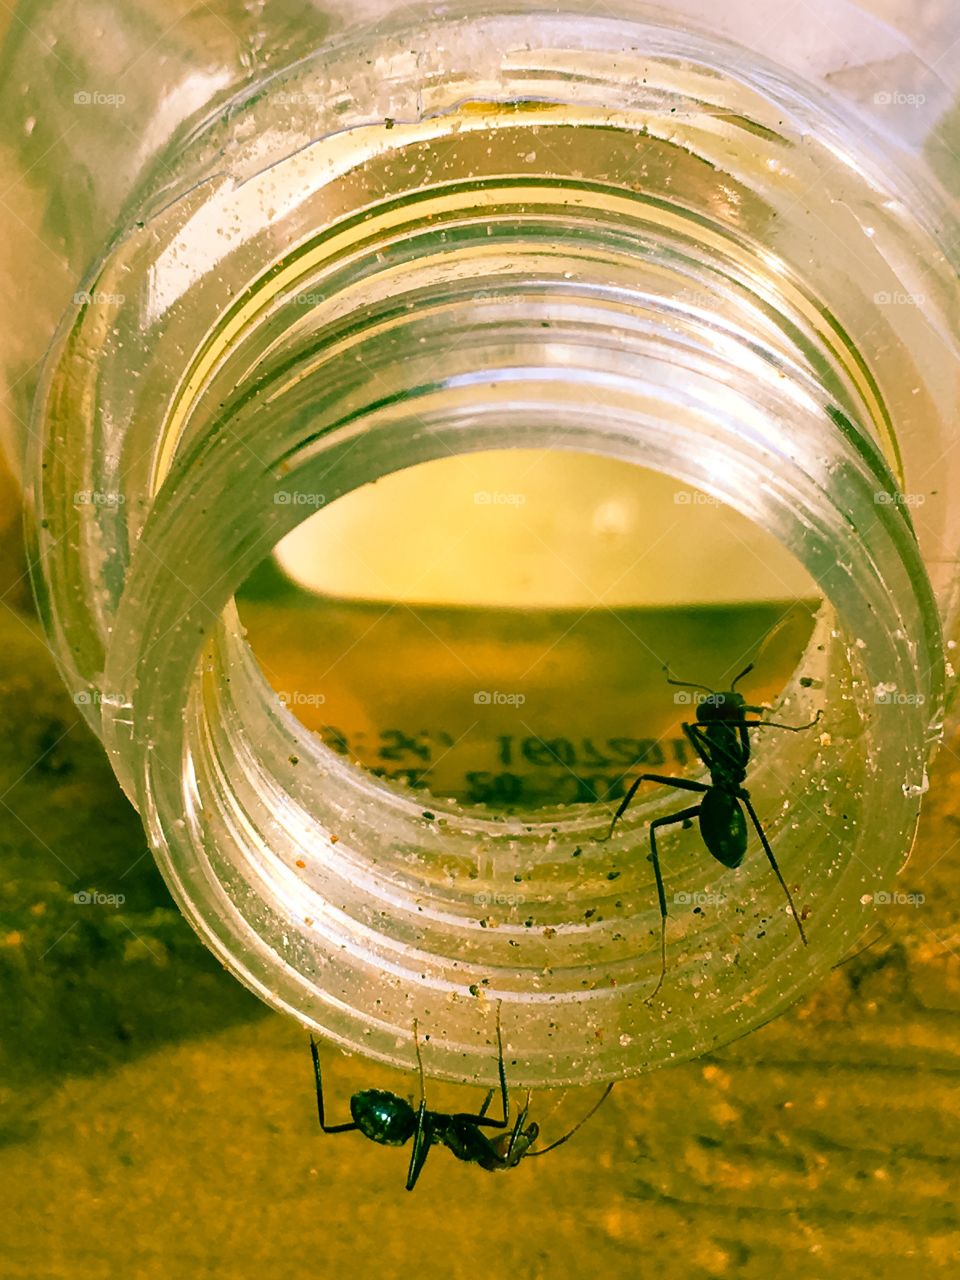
1, 0, 958, 1084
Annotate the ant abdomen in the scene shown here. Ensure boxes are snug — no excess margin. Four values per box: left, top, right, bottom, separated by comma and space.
699, 789, 747, 869
350, 1090, 418, 1145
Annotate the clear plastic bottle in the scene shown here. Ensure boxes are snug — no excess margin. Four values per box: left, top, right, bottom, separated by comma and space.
1, 0, 958, 1086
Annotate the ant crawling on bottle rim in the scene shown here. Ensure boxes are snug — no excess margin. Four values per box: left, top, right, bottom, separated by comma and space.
602, 659, 823, 1002
309, 1000, 613, 1190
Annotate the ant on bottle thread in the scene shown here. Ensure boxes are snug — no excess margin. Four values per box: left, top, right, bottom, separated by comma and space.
604, 661, 822, 1001
309, 1001, 613, 1190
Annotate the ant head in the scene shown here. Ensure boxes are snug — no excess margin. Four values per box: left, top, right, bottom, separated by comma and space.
664, 662, 753, 713
350, 1089, 418, 1147
494, 1121, 541, 1166
685, 662, 753, 722
695, 688, 746, 723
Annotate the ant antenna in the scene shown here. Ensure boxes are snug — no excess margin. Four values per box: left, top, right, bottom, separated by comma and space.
662, 664, 714, 696
525, 1083, 615, 1157
730, 662, 754, 690
740, 609, 811, 688
831, 921, 890, 970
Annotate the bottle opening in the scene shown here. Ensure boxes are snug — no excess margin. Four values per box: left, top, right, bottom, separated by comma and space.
237, 452, 821, 811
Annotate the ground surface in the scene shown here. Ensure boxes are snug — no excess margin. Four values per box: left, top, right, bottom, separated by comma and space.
0, 602, 958, 1280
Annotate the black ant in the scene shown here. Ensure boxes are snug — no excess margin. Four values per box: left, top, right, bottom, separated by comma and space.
309, 1002, 613, 1190
606, 662, 822, 1000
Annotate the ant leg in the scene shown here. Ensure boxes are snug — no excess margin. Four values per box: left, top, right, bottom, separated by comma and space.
683, 722, 735, 774
452, 1095, 508, 1130
506, 1090, 532, 1161
492, 998, 509, 1125
606, 772, 709, 840
412, 1017, 428, 1109
454, 999, 510, 1128
645, 806, 703, 1002
309, 1036, 358, 1134
739, 792, 808, 946
405, 1101, 431, 1191
405, 1020, 432, 1190
603, 776, 645, 840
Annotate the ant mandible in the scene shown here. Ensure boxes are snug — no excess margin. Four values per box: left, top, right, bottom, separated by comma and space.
606, 661, 822, 1001
309, 1000, 613, 1190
